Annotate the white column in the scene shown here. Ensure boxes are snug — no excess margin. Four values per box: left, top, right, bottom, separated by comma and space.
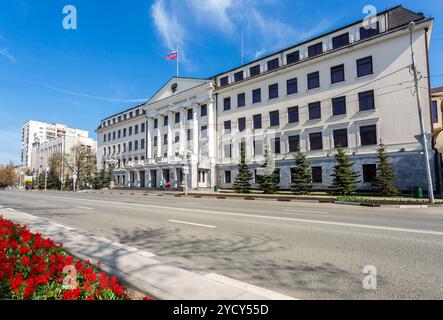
192, 106, 199, 158
167, 111, 173, 159
207, 99, 217, 188
179, 109, 186, 156
147, 117, 153, 160
157, 114, 162, 159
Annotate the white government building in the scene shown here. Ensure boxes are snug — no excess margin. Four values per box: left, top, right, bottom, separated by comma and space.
96, 6, 441, 192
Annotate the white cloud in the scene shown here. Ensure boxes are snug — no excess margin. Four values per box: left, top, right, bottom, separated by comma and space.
0, 48, 16, 63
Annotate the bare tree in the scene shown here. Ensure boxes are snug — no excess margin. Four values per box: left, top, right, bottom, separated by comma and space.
63, 145, 96, 190
0, 162, 17, 188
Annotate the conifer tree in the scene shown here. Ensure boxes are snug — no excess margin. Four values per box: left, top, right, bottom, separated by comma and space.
291, 148, 312, 195
330, 146, 359, 195
257, 145, 280, 194
233, 145, 253, 193
373, 144, 399, 196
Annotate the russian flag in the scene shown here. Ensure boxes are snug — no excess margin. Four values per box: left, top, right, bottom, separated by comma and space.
167, 50, 178, 60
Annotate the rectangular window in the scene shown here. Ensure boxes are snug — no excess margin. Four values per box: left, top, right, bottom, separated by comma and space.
332, 33, 349, 49
201, 125, 208, 139
363, 164, 377, 183
129, 112, 133, 118
201, 104, 207, 117
312, 167, 323, 183
250, 65, 261, 77
135, 109, 140, 116
308, 102, 321, 120
286, 51, 300, 64
129, 127, 133, 136
224, 97, 231, 111
288, 135, 300, 153
103, 135, 106, 142
234, 71, 244, 82
154, 119, 158, 129
134, 140, 139, 150
128, 141, 132, 151
252, 88, 261, 104
134, 125, 139, 134
141, 123, 145, 133
269, 110, 280, 127
273, 138, 281, 155
163, 116, 168, 126
308, 42, 323, 57
253, 114, 262, 129
163, 134, 168, 145
308, 71, 320, 90
220, 76, 229, 87
123, 128, 127, 137
331, 64, 345, 84
153, 137, 157, 147
175, 112, 180, 124
288, 106, 299, 124
359, 90, 375, 111
332, 96, 347, 115
224, 144, 232, 158
225, 171, 232, 184
360, 125, 377, 146
309, 132, 323, 150
269, 83, 279, 100
357, 56, 373, 77
238, 117, 246, 132
360, 22, 379, 40
333, 129, 348, 148
253, 139, 263, 156
287, 78, 298, 95
267, 58, 280, 71
141, 139, 145, 149
187, 109, 193, 120
175, 133, 180, 143
187, 129, 192, 141
237, 93, 246, 108
113, 132, 116, 140
108, 133, 111, 141
432, 101, 439, 123
224, 121, 231, 134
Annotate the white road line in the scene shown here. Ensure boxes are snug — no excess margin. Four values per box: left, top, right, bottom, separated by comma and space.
21, 194, 443, 237
168, 220, 216, 229
76, 206, 93, 210
38, 200, 47, 203
179, 202, 198, 206
285, 209, 329, 214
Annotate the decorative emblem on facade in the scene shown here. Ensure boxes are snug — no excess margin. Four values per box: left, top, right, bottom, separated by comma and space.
171, 83, 178, 93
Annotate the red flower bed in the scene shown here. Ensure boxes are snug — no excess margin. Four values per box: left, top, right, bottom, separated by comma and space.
0, 215, 138, 300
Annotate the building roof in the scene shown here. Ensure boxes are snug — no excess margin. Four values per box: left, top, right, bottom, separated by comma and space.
431, 86, 443, 95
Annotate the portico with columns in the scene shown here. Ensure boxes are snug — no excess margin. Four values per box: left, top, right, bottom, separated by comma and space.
140, 77, 216, 190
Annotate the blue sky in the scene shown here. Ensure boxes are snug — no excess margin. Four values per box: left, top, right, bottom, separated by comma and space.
0, 0, 442, 164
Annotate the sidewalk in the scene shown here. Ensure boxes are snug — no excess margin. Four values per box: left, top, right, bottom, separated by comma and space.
1, 208, 295, 301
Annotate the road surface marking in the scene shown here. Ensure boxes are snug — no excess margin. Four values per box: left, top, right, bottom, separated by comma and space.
76, 206, 93, 210
168, 220, 216, 229
38, 200, 47, 203
17, 194, 443, 237
179, 202, 198, 206
285, 209, 329, 214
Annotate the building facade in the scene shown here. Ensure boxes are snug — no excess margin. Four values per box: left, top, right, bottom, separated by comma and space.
21, 120, 89, 170
97, 6, 438, 192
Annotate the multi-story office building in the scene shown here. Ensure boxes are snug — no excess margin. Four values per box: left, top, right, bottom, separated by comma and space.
97, 6, 438, 192
31, 133, 96, 173
21, 120, 89, 169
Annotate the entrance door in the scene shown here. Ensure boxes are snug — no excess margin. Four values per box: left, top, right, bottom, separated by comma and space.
163, 169, 170, 182
150, 170, 157, 188
139, 171, 145, 188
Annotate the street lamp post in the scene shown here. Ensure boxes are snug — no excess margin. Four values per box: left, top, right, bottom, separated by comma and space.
409, 22, 435, 204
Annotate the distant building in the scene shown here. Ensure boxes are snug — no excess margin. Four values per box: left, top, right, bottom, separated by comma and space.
21, 120, 92, 171
431, 87, 443, 135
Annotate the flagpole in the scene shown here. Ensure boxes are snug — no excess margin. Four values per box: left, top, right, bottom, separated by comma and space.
176, 44, 179, 77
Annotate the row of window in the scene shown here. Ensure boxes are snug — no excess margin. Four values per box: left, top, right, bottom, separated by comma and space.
103, 123, 146, 143
223, 162, 377, 184
102, 108, 145, 128
103, 139, 146, 155
222, 125, 377, 158
152, 104, 208, 129
219, 23, 379, 87
223, 57, 373, 111
223, 91, 375, 134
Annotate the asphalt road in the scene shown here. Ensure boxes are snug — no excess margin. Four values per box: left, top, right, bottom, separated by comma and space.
1, 190, 442, 300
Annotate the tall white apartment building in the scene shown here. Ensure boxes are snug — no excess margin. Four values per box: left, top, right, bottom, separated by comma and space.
97, 6, 438, 192
21, 120, 89, 170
